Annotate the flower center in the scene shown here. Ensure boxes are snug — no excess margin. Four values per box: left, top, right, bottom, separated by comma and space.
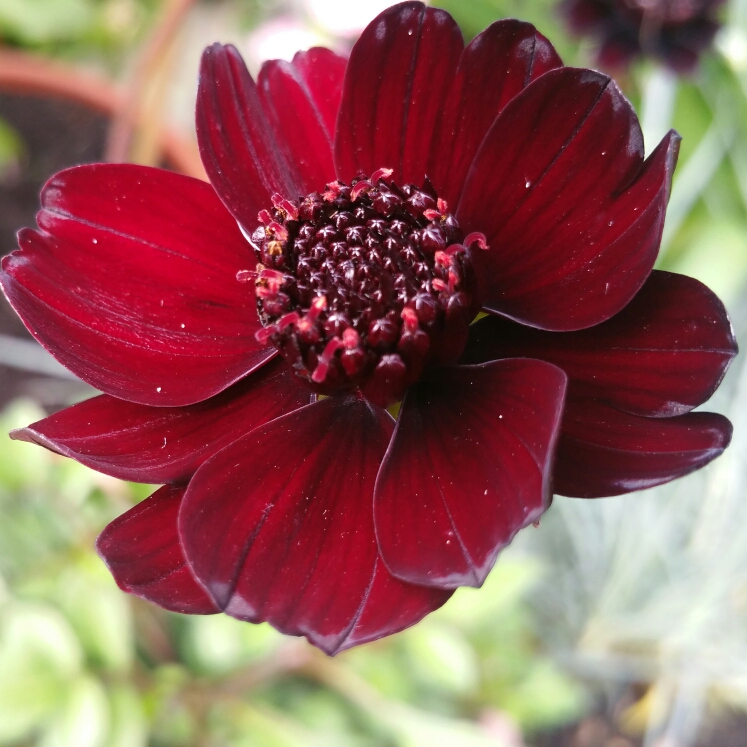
240, 169, 486, 407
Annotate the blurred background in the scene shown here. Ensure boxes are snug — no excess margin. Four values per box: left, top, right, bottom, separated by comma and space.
1, 0, 747, 745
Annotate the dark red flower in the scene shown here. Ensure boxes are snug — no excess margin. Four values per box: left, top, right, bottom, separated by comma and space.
561, 0, 726, 72
0, 2, 737, 653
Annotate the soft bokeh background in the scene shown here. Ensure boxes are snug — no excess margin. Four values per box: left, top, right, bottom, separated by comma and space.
1, 1, 746, 745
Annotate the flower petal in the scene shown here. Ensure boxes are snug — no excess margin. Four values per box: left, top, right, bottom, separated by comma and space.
97, 485, 219, 615
286, 47, 347, 138
0, 164, 273, 406
179, 396, 450, 654
258, 48, 346, 192
11, 359, 309, 485
427, 20, 562, 207
374, 360, 567, 589
334, 2, 463, 186
457, 67, 680, 331
461, 271, 737, 417
555, 398, 733, 498
196, 43, 306, 230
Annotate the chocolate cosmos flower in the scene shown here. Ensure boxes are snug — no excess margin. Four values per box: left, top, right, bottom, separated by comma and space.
561, 0, 726, 72
0, 2, 737, 654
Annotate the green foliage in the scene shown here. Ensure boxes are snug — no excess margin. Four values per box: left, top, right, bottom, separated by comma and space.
0, 399, 585, 745
0, 0, 160, 61
669, 219, 747, 304
0, 0, 95, 45
0, 604, 83, 743
5, 377, 583, 745
0, 117, 24, 181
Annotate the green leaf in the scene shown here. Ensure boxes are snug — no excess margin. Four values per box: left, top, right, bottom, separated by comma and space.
404, 621, 479, 695
659, 119, 734, 255
40, 675, 109, 747
0, 400, 53, 491
0, 603, 83, 743
180, 614, 283, 675
0, 117, 24, 180
339, 644, 416, 701
499, 660, 587, 731
55, 555, 133, 674
377, 702, 509, 747
104, 684, 147, 747
435, 556, 543, 631
212, 702, 364, 747
0, 0, 95, 44
669, 219, 747, 304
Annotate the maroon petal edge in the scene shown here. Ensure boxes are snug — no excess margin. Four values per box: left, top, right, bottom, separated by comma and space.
196, 43, 306, 232
97, 485, 219, 615
0, 163, 274, 406
555, 397, 733, 498
178, 395, 451, 655
289, 47, 347, 137
461, 270, 738, 418
11, 358, 310, 485
334, 2, 464, 187
427, 19, 563, 207
374, 359, 567, 589
458, 66, 680, 331
258, 48, 346, 193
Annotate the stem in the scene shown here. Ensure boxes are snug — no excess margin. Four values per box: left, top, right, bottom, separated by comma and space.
640, 65, 677, 155
104, 0, 197, 166
214, 640, 314, 694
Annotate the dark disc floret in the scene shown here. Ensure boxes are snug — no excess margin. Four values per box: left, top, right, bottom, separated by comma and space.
239, 169, 487, 407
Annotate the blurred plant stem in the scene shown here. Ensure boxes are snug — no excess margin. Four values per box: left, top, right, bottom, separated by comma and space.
302, 651, 386, 710
640, 66, 677, 155
104, 0, 200, 170
205, 641, 397, 708
0, 45, 203, 177
658, 116, 734, 256
214, 640, 314, 694
131, 600, 178, 666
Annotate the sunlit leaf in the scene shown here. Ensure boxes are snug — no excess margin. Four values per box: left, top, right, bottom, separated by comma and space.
39, 675, 109, 747
0, 0, 94, 43
670, 220, 747, 304
0, 603, 83, 743
180, 615, 283, 675
55, 555, 133, 674
0, 400, 53, 491
104, 684, 147, 747
404, 621, 479, 695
